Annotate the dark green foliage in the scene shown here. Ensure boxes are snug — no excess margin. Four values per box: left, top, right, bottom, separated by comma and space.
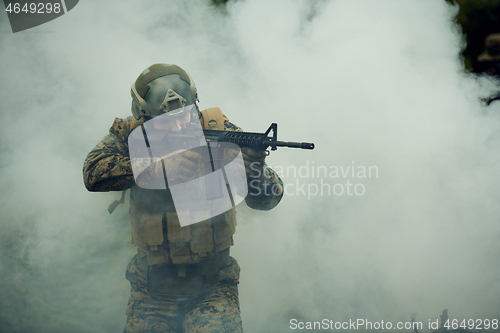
211, 0, 229, 6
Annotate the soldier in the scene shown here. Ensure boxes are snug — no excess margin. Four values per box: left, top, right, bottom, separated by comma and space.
477, 33, 500, 106
83, 64, 283, 332
477, 32, 500, 78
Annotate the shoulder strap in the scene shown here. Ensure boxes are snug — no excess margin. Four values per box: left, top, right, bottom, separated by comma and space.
200, 107, 225, 130
129, 116, 145, 132
108, 189, 128, 214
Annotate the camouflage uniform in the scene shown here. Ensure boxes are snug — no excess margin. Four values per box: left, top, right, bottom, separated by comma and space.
83, 111, 283, 333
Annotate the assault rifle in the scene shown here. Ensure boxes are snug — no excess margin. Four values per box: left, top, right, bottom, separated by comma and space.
176, 123, 315, 152
120, 122, 314, 215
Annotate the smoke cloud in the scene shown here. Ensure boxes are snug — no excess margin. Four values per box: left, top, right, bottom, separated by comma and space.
1, 0, 499, 332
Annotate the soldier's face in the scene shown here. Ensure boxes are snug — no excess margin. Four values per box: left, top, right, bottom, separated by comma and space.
477, 33, 500, 76
153, 112, 191, 132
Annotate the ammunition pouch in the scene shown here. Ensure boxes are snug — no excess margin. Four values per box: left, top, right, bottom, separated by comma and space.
147, 248, 230, 298
130, 186, 236, 266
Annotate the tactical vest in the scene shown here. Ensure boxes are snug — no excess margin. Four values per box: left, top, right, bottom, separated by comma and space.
129, 108, 237, 266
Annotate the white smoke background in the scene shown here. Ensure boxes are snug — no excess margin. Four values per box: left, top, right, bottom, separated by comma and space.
1, 0, 500, 332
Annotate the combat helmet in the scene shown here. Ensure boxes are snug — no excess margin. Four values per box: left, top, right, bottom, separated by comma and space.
131, 64, 199, 120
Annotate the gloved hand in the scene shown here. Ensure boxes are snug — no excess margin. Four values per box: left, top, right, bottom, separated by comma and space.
241, 147, 266, 179
132, 149, 203, 188
157, 149, 203, 184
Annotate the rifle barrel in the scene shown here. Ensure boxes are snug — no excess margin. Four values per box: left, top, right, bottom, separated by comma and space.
274, 141, 315, 149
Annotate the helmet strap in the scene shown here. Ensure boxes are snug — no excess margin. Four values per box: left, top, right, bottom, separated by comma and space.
131, 83, 151, 118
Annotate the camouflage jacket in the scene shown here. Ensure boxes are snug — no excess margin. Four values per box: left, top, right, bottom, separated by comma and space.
83, 112, 283, 211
